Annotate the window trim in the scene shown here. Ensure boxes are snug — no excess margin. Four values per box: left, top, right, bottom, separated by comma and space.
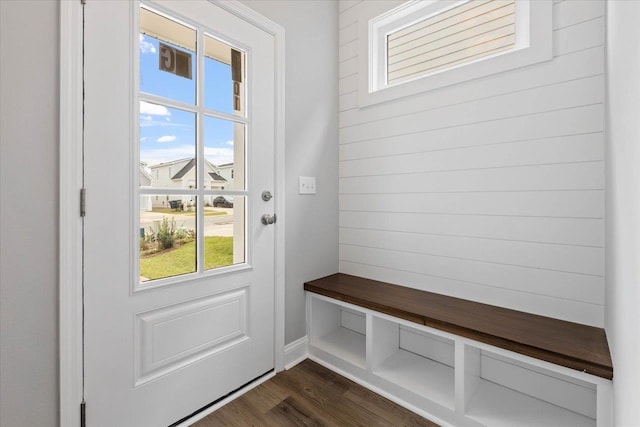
358, 0, 552, 107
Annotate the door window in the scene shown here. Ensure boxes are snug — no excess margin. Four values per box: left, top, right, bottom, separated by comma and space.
138, 4, 248, 286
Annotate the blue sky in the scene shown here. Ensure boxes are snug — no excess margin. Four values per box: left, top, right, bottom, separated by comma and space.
139, 34, 238, 167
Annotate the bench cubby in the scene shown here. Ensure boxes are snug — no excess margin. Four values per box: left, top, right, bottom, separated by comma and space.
462, 344, 597, 427
308, 295, 366, 369
371, 315, 455, 411
305, 274, 613, 427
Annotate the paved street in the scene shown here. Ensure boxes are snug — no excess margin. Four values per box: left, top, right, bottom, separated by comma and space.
139, 208, 235, 237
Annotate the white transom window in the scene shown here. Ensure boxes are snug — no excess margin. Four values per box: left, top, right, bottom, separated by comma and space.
360, 0, 552, 106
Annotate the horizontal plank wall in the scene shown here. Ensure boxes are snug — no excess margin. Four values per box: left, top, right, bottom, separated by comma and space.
338, 0, 605, 327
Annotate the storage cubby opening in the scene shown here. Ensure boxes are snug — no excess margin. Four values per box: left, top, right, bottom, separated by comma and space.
371, 317, 455, 410
465, 348, 597, 427
309, 297, 366, 368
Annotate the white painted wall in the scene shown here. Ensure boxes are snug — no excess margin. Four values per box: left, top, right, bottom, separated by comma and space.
0, 1, 60, 425
239, 0, 339, 343
605, 1, 640, 424
338, 0, 606, 326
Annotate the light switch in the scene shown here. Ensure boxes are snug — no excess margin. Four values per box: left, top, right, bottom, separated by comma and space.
299, 176, 316, 194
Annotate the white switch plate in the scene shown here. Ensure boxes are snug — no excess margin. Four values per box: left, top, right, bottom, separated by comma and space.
299, 176, 316, 194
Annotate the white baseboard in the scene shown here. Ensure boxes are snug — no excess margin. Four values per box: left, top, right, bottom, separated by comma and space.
283, 335, 308, 370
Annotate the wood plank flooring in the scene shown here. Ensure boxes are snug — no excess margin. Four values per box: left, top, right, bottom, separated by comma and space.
193, 359, 439, 427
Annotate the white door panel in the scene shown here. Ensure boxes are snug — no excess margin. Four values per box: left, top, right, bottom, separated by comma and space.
84, 1, 275, 425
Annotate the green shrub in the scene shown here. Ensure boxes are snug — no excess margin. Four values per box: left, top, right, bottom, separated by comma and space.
154, 217, 177, 250
175, 227, 195, 242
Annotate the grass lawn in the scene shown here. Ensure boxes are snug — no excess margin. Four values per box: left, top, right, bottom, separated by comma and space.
140, 236, 234, 281
151, 208, 227, 217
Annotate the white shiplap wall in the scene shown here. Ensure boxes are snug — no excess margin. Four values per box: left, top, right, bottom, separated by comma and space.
338, 0, 605, 327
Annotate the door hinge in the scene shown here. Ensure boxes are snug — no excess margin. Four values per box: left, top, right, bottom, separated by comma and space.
80, 188, 86, 217
80, 401, 86, 427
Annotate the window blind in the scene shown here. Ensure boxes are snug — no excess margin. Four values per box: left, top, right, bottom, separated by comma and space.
387, 0, 516, 85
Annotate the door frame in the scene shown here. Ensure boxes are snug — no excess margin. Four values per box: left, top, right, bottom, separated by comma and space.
59, 1, 286, 425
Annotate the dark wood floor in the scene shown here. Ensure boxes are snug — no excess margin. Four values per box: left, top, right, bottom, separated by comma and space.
193, 359, 439, 427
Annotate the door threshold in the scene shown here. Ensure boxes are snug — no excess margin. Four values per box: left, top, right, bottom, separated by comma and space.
170, 369, 275, 427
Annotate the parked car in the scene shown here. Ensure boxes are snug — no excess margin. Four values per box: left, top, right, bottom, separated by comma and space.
213, 196, 234, 208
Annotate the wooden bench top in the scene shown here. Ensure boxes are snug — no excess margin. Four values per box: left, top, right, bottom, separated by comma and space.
305, 273, 613, 380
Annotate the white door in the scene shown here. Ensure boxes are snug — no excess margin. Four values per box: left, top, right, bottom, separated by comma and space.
83, 1, 276, 425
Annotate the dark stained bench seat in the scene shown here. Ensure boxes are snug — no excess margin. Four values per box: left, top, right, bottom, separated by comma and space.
304, 273, 613, 380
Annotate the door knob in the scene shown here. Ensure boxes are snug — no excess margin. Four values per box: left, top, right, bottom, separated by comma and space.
261, 214, 277, 225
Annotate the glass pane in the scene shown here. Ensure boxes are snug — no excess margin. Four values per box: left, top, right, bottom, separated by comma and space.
204, 196, 245, 270
204, 116, 245, 191
140, 7, 196, 104
140, 102, 196, 188
139, 194, 197, 282
204, 35, 245, 116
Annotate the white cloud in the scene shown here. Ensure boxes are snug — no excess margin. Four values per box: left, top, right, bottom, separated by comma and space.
204, 147, 234, 166
140, 119, 189, 129
140, 137, 147, 142
141, 145, 195, 167
225, 140, 234, 146
139, 34, 156, 54
157, 135, 176, 143
140, 144, 234, 166
140, 145, 235, 167
140, 101, 170, 116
